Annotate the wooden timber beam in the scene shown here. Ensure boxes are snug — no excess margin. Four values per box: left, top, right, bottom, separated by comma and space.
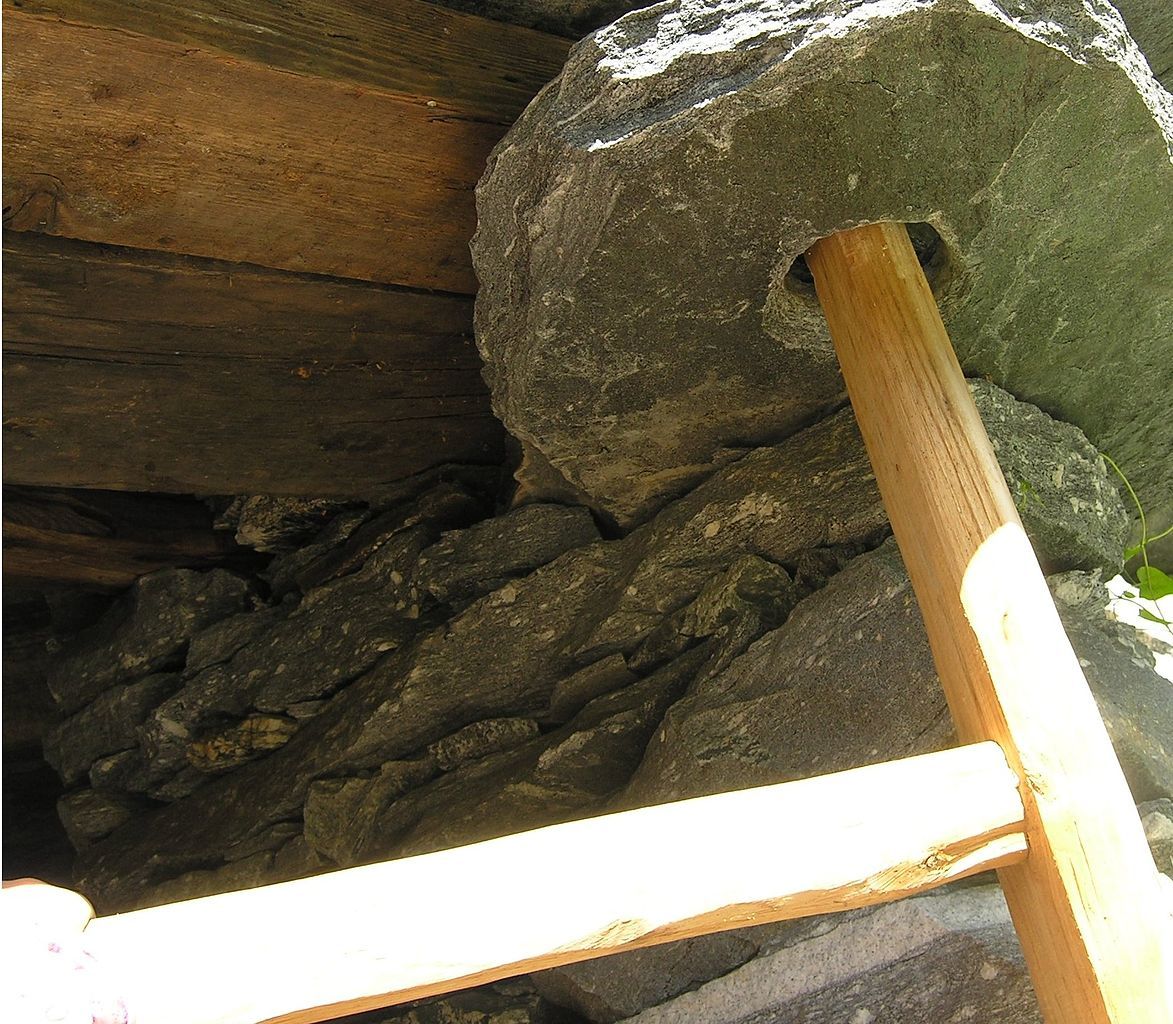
10, 0, 574, 116
1, 0, 569, 293
2, 232, 504, 495
2, 485, 255, 590
807, 222, 1173, 1023
81, 743, 1027, 1024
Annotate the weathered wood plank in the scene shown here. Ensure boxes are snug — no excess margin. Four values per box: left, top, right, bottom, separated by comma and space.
83, 743, 1027, 1024
2, 233, 504, 495
2, 3, 566, 291
11, 0, 570, 121
3, 486, 255, 589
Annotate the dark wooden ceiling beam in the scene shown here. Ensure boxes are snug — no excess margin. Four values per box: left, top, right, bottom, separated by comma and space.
10, 0, 571, 120
2, 1, 569, 292
3, 485, 255, 590
2, 232, 505, 496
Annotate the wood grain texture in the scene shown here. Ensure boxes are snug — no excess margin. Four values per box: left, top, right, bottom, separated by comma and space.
83, 743, 1027, 1024
2, 233, 504, 495
808, 221, 1173, 1024
2, 3, 565, 291
10, 0, 569, 122
3, 485, 254, 589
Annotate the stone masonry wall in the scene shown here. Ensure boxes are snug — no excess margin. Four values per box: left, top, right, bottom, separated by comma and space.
38, 383, 1172, 1023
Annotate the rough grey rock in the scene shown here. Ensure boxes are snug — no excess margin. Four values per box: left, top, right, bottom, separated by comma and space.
57, 789, 141, 849
143, 850, 285, 908
625, 544, 1173, 811
570, 408, 885, 666
474, 0, 1173, 527
1051, 572, 1173, 802
428, 717, 543, 770
185, 714, 300, 773
46, 569, 252, 714
182, 605, 289, 678
120, 831, 333, 910
275, 412, 881, 865
1141, 797, 1173, 878
71, 392, 1131, 907
222, 821, 305, 863
139, 525, 439, 783
303, 758, 439, 865
970, 379, 1129, 573
627, 554, 798, 673
416, 503, 601, 607
74, 540, 622, 906
87, 747, 199, 799
374, 981, 574, 1024
624, 887, 1040, 1024
264, 475, 493, 598
547, 654, 637, 722
114, 478, 498, 792
622, 539, 955, 807
217, 495, 353, 553
262, 506, 373, 598
346, 645, 714, 866
43, 673, 179, 786
1115, 0, 1173, 88
88, 749, 151, 793
532, 931, 761, 1022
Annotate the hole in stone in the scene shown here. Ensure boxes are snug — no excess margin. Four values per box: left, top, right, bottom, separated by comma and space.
784, 222, 947, 299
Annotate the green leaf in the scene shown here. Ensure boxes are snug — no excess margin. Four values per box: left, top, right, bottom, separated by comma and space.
1123, 543, 1144, 561
1016, 479, 1037, 505
1137, 566, 1173, 601
1138, 608, 1172, 627
1121, 590, 1138, 599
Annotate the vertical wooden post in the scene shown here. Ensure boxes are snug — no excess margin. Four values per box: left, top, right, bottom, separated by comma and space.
806, 222, 1172, 1023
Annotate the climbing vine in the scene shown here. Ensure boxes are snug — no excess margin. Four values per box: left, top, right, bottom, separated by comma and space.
1102, 453, 1173, 636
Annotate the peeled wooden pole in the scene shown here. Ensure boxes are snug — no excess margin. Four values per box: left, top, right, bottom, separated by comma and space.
83, 743, 1025, 1024
807, 222, 1173, 1024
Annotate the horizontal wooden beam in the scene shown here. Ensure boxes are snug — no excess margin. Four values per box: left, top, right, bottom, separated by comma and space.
83, 743, 1027, 1024
12, 0, 571, 119
1, 1, 568, 292
2, 233, 505, 495
3, 485, 255, 590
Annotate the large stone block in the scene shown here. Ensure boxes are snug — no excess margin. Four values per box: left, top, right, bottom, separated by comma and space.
623, 540, 1173, 809
1050, 572, 1173, 803
46, 569, 252, 714
415, 502, 601, 608
969, 380, 1128, 573
1114, 0, 1173, 88
43, 673, 179, 786
623, 887, 1041, 1023
69, 386, 1136, 907
621, 539, 955, 806
474, 0, 1173, 528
